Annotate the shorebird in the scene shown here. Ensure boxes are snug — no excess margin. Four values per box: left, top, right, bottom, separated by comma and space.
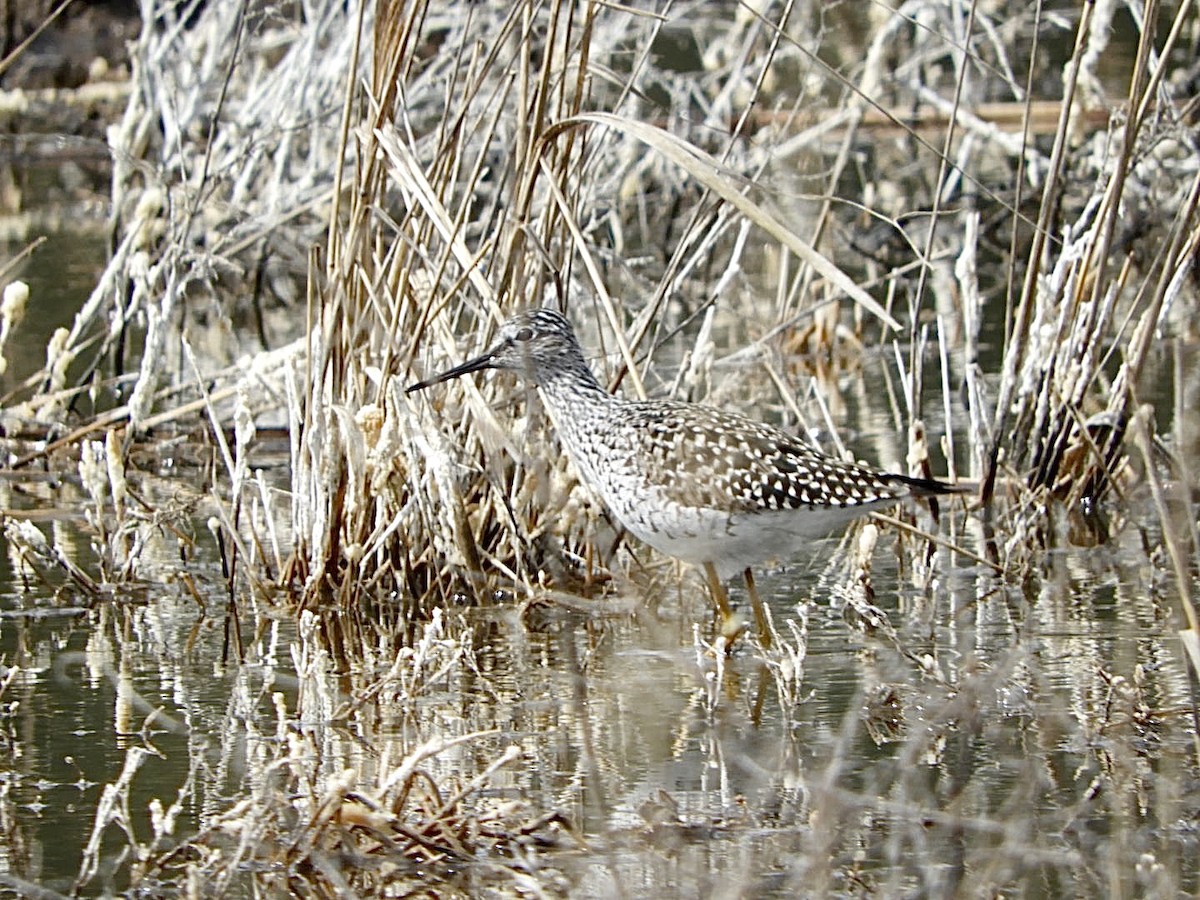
407, 308, 958, 646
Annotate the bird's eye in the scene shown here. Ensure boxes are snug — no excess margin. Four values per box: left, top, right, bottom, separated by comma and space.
513, 327, 534, 342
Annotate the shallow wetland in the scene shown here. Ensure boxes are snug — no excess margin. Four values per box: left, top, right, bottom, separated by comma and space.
0, 0, 1197, 897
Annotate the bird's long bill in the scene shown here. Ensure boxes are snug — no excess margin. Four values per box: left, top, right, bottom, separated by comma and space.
405, 346, 499, 393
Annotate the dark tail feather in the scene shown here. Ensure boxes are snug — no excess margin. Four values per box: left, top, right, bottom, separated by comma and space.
883, 472, 970, 498
883, 472, 968, 524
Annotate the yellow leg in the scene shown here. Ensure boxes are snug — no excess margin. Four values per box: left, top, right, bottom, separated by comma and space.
743, 567, 772, 649
703, 562, 743, 644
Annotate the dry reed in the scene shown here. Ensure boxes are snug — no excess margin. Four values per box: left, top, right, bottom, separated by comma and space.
0, 0, 1198, 895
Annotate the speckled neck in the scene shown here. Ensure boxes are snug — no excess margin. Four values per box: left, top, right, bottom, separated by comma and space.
532, 347, 614, 412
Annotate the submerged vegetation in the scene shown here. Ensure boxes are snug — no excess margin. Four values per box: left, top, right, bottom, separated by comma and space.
0, 0, 1198, 894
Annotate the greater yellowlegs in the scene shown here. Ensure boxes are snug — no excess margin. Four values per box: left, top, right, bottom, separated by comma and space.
406, 308, 959, 646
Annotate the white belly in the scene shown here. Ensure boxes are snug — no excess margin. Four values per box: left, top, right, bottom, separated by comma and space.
604, 485, 886, 581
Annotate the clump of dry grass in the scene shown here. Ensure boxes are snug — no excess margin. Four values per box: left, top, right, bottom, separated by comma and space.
2, 0, 1200, 895
57, 610, 580, 897
286, 0, 1200, 643
290, 0, 944, 637
0, 0, 1191, 623
983, 0, 1200, 510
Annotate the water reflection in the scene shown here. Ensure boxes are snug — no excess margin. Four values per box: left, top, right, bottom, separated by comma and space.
0, 499, 1196, 896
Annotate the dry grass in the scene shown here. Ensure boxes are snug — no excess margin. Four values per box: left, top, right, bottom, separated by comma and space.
0, 0, 1198, 895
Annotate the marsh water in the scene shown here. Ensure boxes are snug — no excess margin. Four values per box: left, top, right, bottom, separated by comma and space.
4, 448, 1197, 896
2, 9, 1199, 886
1, 207, 1197, 896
